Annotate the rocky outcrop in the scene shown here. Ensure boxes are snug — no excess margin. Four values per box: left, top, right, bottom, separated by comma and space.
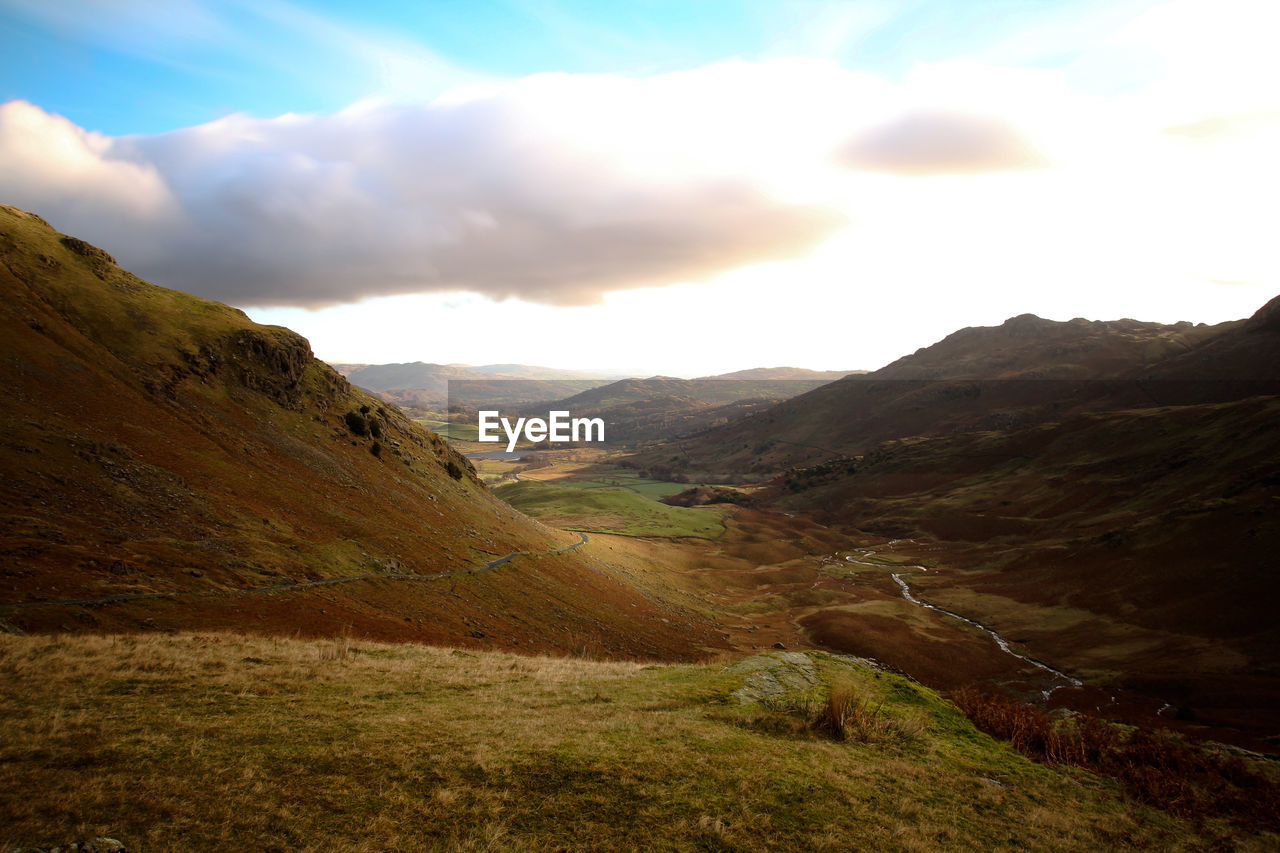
227, 327, 313, 409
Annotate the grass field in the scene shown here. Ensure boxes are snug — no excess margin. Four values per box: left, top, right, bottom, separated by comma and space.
415, 419, 481, 441
496, 480, 728, 538
528, 466, 694, 500
0, 632, 1240, 852
515, 458, 711, 500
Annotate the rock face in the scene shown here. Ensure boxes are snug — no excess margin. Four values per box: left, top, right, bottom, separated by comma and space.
229, 327, 314, 408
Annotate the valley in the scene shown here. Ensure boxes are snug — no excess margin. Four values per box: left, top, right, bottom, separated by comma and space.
1, 204, 1276, 849
7, 1, 1280, 847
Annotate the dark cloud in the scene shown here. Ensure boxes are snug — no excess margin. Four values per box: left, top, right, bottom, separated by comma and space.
841, 110, 1046, 175
0, 94, 845, 307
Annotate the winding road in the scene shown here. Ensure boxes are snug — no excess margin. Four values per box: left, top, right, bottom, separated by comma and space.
0, 533, 590, 611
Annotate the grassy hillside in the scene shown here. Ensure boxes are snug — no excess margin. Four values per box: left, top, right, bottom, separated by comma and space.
4, 632, 1269, 852
0, 204, 719, 658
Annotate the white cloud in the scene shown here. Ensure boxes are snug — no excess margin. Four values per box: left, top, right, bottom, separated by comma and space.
0, 63, 865, 307
0, 101, 181, 263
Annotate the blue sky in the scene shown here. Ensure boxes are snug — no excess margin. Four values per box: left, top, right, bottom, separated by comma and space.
1, 0, 1276, 373
2, 0, 1151, 134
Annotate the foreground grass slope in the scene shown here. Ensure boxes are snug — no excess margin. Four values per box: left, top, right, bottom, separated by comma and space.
3, 632, 1265, 852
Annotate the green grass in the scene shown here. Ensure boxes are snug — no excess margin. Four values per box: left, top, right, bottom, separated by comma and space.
417, 420, 481, 441
496, 480, 728, 539
0, 633, 1228, 852
547, 467, 695, 500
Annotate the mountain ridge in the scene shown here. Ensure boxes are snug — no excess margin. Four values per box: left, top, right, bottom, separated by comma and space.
633, 299, 1279, 477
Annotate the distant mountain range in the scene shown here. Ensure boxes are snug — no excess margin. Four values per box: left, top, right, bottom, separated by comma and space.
327, 362, 626, 410
335, 361, 866, 416
517, 374, 864, 444
697, 367, 866, 381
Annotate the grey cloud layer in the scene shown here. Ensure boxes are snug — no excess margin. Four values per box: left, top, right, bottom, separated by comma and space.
0, 96, 843, 307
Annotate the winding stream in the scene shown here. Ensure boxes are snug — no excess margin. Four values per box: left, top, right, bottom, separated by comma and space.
847, 547, 1082, 698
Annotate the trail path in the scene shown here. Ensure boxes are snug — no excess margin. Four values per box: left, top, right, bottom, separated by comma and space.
0, 533, 589, 611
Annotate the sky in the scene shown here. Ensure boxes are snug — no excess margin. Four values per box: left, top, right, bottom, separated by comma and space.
1, 0, 1277, 376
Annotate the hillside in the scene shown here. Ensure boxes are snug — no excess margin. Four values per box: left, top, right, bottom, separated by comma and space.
618, 298, 1280, 738
0, 205, 721, 658
637, 303, 1280, 478
4, 632, 1272, 851
773, 396, 1280, 733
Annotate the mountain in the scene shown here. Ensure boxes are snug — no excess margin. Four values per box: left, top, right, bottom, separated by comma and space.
0, 205, 721, 658
873, 313, 1228, 380
639, 305, 1280, 478
1139, 295, 1280, 381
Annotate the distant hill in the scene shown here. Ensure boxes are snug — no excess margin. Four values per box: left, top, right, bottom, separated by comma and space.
515, 374, 849, 445
344, 361, 622, 391
872, 313, 1228, 380
0, 204, 720, 657
700, 367, 865, 381
340, 363, 862, 413
335, 361, 622, 410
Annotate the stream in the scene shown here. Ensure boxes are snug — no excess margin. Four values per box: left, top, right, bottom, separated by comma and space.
847, 546, 1082, 699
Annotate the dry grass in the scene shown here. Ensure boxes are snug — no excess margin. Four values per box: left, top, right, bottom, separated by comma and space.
811, 681, 927, 744
953, 687, 1280, 833
1, 632, 1273, 852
